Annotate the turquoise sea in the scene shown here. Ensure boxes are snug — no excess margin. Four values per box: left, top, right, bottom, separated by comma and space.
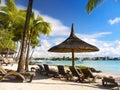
34, 60, 120, 75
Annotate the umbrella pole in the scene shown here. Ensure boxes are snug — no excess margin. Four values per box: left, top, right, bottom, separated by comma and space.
72, 49, 74, 67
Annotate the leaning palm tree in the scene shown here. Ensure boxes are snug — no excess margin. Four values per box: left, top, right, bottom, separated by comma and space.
25, 13, 51, 71
29, 39, 40, 60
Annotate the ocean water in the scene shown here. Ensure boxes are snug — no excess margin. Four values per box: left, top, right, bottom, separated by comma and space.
34, 60, 120, 75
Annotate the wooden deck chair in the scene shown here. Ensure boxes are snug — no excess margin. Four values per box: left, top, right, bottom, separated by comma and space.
69, 66, 84, 82
81, 68, 96, 82
43, 64, 58, 77
0, 66, 25, 82
0, 66, 35, 82
1, 58, 12, 66
31, 64, 44, 73
102, 76, 118, 86
57, 65, 72, 80
36, 64, 46, 75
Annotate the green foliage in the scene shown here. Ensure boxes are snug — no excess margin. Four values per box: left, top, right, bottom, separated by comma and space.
0, 30, 17, 50
86, 0, 103, 14
77, 66, 88, 69
28, 12, 52, 49
5, 0, 18, 12
50, 56, 79, 61
64, 65, 88, 69
0, 0, 52, 53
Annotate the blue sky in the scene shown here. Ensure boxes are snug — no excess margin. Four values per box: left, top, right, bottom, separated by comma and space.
1, 0, 120, 58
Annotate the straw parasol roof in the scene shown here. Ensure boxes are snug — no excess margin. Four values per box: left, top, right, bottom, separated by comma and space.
48, 24, 99, 67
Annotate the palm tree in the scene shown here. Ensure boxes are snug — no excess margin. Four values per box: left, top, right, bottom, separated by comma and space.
25, 12, 51, 71
17, 0, 33, 72
18, 0, 52, 72
0, 0, 52, 72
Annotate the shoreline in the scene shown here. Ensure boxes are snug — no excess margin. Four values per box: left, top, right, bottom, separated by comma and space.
2, 63, 120, 78
2, 63, 120, 77
1, 64, 120, 90
33, 60, 120, 76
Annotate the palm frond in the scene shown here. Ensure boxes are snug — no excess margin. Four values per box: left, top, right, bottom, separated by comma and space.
0, 6, 9, 13
36, 16, 44, 22
5, 0, 18, 12
86, 0, 103, 14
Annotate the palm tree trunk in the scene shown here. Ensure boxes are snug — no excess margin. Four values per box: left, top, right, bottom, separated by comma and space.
15, 41, 22, 62
6, 48, 9, 58
25, 39, 31, 71
17, 0, 33, 72
29, 47, 35, 60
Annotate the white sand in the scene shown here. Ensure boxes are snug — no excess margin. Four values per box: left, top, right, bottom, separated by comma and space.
0, 64, 120, 90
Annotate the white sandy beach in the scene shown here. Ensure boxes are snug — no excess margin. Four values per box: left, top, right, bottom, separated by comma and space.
0, 64, 120, 90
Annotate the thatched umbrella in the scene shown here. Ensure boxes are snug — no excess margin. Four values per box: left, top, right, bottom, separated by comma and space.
48, 24, 99, 67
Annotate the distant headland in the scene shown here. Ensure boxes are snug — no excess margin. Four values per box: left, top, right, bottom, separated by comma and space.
33, 56, 120, 61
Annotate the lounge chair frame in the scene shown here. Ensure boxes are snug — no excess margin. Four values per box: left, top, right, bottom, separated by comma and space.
69, 66, 84, 82
57, 65, 72, 80
0, 66, 35, 82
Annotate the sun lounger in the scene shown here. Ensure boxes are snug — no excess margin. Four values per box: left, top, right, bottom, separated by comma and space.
80, 68, 96, 82
31, 64, 46, 75
69, 66, 84, 82
43, 64, 58, 77
57, 65, 72, 80
37, 64, 45, 74
0, 66, 35, 82
31, 64, 45, 73
102, 76, 118, 87
0, 58, 13, 66
0, 66, 25, 82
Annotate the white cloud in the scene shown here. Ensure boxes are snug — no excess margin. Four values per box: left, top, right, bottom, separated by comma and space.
77, 32, 112, 39
43, 15, 70, 36
17, 7, 70, 37
33, 10, 70, 36
97, 40, 120, 57
32, 39, 51, 58
16, 5, 26, 10
52, 38, 66, 45
25, 10, 120, 58
2, 3, 120, 58
90, 32, 112, 38
0, 0, 5, 6
32, 30, 120, 58
109, 17, 120, 25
